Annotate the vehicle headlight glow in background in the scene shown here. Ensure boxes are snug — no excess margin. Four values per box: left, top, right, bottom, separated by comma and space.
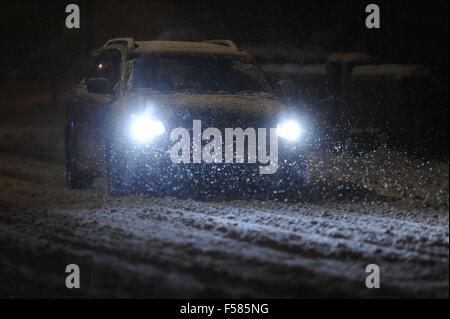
130, 113, 165, 142
276, 120, 302, 141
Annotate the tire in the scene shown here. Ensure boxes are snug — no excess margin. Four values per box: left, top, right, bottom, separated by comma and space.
282, 155, 306, 201
105, 135, 168, 196
105, 137, 133, 197
285, 175, 305, 200
65, 122, 94, 189
267, 175, 305, 201
258, 162, 305, 201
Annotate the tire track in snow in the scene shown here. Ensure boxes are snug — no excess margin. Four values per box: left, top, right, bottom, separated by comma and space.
0, 154, 448, 297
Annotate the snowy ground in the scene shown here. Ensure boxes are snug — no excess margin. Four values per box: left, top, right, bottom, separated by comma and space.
0, 101, 448, 298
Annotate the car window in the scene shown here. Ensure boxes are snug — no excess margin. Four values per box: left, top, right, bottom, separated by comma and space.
132, 53, 273, 94
85, 50, 122, 86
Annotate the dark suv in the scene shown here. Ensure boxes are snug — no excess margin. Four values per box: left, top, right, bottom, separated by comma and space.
65, 38, 312, 197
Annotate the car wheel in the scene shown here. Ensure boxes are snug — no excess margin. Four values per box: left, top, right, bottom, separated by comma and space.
105, 138, 133, 197
261, 162, 305, 201
285, 175, 305, 200
65, 122, 94, 189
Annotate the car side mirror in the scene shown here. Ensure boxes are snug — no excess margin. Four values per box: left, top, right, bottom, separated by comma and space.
278, 80, 296, 99
87, 78, 113, 94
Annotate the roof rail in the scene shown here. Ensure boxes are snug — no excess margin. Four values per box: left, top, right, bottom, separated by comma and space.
104, 37, 136, 49
202, 40, 238, 51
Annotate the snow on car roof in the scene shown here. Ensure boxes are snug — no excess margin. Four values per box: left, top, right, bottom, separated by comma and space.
133, 41, 248, 56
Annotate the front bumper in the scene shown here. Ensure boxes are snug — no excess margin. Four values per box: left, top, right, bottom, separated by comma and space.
108, 132, 308, 187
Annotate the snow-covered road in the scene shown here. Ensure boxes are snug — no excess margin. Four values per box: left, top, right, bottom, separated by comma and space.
0, 153, 448, 298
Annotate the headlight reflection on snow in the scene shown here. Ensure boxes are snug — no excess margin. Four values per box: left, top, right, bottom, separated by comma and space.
130, 112, 165, 142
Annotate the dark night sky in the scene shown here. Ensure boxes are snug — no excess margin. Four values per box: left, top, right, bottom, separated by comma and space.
0, 0, 448, 82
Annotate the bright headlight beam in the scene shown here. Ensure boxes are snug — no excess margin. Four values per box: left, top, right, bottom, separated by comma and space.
130, 113, 165, 142
276, 120, 302, 141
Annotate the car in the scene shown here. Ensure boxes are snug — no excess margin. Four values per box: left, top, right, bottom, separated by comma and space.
65, 37, 313, 198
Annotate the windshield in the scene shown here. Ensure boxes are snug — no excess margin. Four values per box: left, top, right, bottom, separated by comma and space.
132, 53, 273, 94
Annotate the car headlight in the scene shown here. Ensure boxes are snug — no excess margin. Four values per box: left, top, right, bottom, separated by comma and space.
276, 119, 302, 141
130, 113, 165, 142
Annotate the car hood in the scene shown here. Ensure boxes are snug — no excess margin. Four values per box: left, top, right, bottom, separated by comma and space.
112, 91, 285, 125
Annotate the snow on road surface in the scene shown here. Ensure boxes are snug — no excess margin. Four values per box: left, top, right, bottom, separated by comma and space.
0, 151, 448, 298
